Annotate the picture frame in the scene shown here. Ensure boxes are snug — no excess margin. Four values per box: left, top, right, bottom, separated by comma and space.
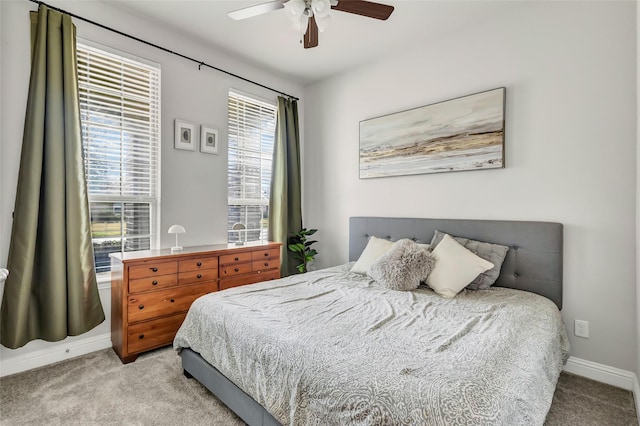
359, 87, 505, 178
174, 119, 196, 151
200, 125, 219, 155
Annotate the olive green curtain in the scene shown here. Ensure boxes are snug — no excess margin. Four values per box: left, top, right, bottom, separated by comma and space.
0, 6, 105, 349
268, 97, 302, 276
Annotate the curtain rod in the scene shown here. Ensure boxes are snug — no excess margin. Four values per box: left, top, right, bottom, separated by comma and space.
28, 0, 299, 101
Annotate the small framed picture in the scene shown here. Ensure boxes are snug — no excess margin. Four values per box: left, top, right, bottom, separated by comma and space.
200, 125, 219, 155
174, 119, 196, 151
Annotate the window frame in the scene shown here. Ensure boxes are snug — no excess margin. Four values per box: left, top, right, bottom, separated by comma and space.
227, 89, 277, 244
77, 39, 162, 279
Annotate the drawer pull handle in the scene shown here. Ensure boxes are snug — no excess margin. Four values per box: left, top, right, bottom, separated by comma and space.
234, 268, 240, 272
150, 267, 158, 272
152, 280, 158, 285
139, 334, 144, 339
139, 304, 144, 310
170, 299, 175, 303
264, 253, 269, 257
264, 262, 269, 267
234, 257, 239, 261
197, 262, 202, 267
197, 274, 202, 279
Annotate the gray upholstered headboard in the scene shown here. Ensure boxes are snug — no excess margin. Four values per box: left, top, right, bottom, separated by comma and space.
349, 217, 563, 309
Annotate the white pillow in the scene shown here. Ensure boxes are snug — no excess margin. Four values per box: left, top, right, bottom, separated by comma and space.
351, 236, 394, 274
426, 234, 494, 298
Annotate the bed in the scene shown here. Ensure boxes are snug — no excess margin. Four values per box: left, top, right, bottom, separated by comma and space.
174, 217, 569, 425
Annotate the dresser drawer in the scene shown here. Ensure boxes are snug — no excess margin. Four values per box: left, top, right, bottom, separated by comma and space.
129, 274, 177, 293
178, 269, 218, 285
220, 262, 252, 278
129, 262, 178, 280
251, 248, 280, 261
127, 282, 216, 323
219, 252, 252, 266
252, 259, 278, 272
179, 257, 218, 273
127, 313, 186, 354
220, 270, 281, 291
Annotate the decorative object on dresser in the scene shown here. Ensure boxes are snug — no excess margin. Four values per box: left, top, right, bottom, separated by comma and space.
174, 119, 196, 151
200, 125, 219, 154
167, 224, 186, 252
231, 222, 247, 246
359, 87, 506, 179
110, 242, 281, 363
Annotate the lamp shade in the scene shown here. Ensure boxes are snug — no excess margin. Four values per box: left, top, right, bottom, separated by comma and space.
231, 223, 246, 231
168, 224, 186, 234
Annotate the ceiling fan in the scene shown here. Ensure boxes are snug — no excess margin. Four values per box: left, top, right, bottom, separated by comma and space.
228, 0, 394, 49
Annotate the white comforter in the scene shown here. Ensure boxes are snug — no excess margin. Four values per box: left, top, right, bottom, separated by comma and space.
174, 264, 569, 425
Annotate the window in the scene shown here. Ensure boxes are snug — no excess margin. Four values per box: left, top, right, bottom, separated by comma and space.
227, 90, 277, 244
77, 42, 161, 274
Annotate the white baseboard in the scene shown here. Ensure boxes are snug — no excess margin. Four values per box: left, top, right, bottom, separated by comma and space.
562, 357, 640, 423
0, 332, 112, 377
563, 356, 636, 390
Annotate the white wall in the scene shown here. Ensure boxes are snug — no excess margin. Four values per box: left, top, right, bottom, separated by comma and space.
636, 0, 640, 383
303, 1, 636, 371
0, 0, 302, 368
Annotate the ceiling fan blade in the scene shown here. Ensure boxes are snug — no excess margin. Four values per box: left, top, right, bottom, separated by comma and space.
304, 16, 319, 49
331, 1, 394, 20
228, 1, 285, 20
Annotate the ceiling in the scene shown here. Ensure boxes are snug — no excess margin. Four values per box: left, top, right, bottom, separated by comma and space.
104, 1, 508, 86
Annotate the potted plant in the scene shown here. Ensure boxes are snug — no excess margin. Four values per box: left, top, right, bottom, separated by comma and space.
288, 228, 318, 273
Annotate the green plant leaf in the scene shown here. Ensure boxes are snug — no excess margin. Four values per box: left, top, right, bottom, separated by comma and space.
288, 243, 305, 253
307, 249, 318, 257
296, 264, 306, 273
304, 240, 318, 246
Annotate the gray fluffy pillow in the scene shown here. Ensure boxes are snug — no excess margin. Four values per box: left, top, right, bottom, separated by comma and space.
367, 239, 435, 291
430, 230, 509, 290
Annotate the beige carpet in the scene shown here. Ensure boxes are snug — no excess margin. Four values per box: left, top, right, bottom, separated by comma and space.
1, 347, 243, 425
1, 347, 637, 425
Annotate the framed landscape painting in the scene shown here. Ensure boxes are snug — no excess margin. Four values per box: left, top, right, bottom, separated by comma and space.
359, 87, 505, 179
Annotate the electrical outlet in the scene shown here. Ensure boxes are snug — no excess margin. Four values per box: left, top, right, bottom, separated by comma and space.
574, 319, 589, 338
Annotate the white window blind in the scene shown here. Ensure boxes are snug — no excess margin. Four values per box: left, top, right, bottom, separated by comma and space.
227, 90, 277, 243
77, 42, 161, 274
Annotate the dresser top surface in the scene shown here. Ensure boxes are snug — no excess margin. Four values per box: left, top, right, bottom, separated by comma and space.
109, 241, 281, 263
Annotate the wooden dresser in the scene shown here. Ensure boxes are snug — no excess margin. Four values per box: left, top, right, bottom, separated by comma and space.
110, 241, 281, 363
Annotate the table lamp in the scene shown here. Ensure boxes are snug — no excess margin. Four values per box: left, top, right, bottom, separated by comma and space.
231, 222, 246, 246
168, 224, 186, 252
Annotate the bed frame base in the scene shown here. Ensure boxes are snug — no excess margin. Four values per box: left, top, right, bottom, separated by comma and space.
181, 348, 280, 426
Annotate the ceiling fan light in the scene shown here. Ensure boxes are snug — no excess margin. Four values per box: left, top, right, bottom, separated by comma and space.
284, 0, 306, 18
311, 0, 331, 17
315, 13, 332, 32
